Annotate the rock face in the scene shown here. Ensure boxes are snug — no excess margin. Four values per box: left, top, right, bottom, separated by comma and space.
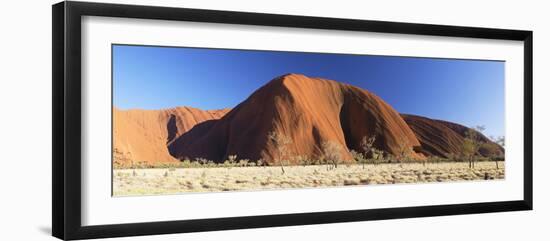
113, 107, 229, 165
168, 74, 424, 164
113, 74, 504, 166
401, 114, 504, 158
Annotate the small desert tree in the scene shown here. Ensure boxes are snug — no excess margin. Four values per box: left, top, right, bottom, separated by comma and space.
385, 153, 395, 164
463, 137, 476, 168
268, 131, 293, 174
294, 155, 309, 166
196, 157, 208, 166
482, 142, 501, 169
374, 149, 385, 164
350, 150, 366, 169
495, 136, 505, 148
238, 159, 249, 167
223, 154, 238, 168
463, 125, 485, 169
396, 139, 412, 163
360, 134, 376, 159
322, 141, 343, 169
489, 135, 505, 169
228, 155, 237, 164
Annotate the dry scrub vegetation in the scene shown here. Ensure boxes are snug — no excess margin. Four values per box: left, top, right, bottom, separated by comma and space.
113, 129, 505, 196
113, 161, 504, 196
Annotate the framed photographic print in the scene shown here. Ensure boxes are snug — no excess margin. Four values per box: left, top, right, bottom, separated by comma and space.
52, 1, 533, 240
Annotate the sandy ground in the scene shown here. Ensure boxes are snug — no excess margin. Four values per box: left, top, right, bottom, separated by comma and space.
113, 161, 505, 196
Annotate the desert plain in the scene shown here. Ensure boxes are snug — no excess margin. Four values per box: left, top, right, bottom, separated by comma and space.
113, 161, 504, 196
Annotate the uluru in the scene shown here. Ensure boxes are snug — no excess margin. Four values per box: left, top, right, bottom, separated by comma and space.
113, 74, 503, 166
113, 106, 229, 166
401, 114, 504, 158
169, 74, 422, 164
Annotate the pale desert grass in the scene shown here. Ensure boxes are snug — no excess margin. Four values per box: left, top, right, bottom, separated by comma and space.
113, 161, 505, 196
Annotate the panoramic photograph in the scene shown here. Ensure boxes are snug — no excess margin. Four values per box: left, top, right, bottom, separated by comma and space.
112, 44, 505, 196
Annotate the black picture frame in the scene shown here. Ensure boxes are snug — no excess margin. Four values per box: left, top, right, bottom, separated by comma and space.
52, 1, 533, 240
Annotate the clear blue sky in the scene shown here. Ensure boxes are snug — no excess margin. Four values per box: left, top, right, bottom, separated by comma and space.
113, 44, 505, 137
